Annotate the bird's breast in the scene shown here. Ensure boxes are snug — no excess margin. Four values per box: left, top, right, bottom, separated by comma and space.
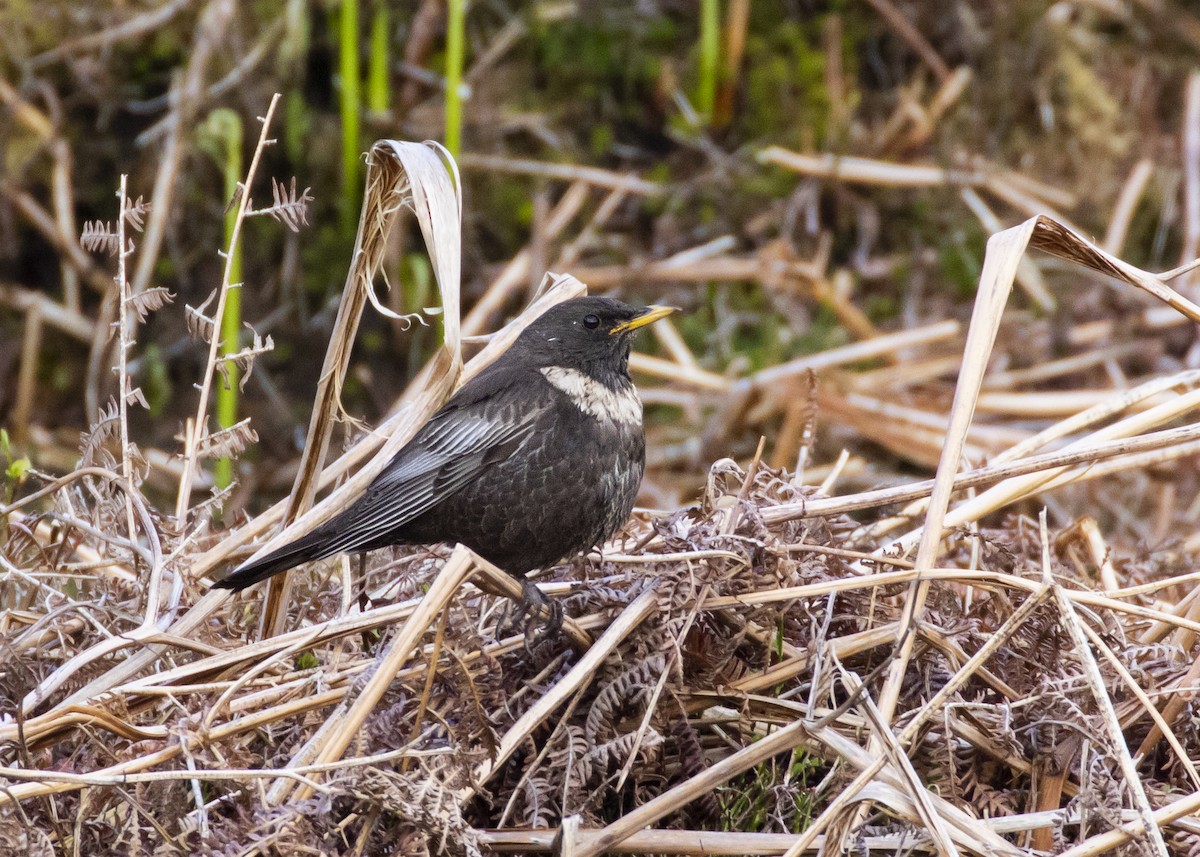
538, 366, 642, 426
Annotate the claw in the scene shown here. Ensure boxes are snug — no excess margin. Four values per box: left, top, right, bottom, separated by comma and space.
497, 578, 563, 651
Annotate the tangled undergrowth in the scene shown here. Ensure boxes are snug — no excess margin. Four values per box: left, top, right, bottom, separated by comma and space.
6, 448, 1200, 855
9, 2, 1200, 853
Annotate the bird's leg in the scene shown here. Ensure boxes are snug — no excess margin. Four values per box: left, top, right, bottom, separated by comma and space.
497, 578, 563, 650
519, 578, 563, 652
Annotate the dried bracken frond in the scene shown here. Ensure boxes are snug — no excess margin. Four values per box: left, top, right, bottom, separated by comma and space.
215, 329, 273, 391
126, 287, 174, 323
185, 289, 217, 343
0, 810, 53, 857
194, 418, 258, 461
247, 176, 314, 232
79, 220, 121, 255
122, 194, 150, 231
341, 763, 483, 857
78, 399, 121, 468
585, 653, 666, 741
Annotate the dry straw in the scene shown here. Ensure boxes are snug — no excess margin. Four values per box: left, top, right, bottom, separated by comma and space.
10, 125, 1200, 853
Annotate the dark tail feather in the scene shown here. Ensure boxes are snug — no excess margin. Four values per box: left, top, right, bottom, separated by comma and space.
212, 528, 337, 591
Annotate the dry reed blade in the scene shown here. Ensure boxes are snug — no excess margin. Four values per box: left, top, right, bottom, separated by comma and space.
1037, 511, 1169, 856
272, 545, 477, 803
261, 140, 462, 634
463, 585, 659, 799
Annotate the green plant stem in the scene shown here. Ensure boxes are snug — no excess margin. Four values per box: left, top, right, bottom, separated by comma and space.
339, 0, 362, 204
697, 0, 720, 122
444, 0, 466, 155
368, 4, 390, 115
215, 123, 244, 490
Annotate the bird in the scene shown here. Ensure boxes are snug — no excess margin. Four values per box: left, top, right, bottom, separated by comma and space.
213, 295, 677, 632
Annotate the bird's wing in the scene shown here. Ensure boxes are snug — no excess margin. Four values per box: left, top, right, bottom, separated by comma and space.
312, 372, 547, 556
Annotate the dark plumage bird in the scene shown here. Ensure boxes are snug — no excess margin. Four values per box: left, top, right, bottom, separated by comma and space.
213, 296, 676, 626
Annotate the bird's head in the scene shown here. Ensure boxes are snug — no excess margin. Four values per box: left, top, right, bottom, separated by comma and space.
509, 296, 678, 380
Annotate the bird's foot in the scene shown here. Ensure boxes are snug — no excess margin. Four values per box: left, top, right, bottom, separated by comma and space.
498, 578, 563, 652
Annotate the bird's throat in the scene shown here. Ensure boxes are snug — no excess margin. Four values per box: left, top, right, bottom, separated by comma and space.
539, 366, 642, 425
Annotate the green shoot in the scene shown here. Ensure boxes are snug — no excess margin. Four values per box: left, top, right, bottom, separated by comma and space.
0, 428, 30, 543
197, 108, 244, 490
697, 0, 720, 122
368, 3, 390, 116
444, 0, 466, 155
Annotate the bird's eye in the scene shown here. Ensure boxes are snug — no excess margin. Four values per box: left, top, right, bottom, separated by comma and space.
582, 314, 600, 330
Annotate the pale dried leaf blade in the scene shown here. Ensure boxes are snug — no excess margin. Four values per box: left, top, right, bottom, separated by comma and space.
369, 140, 462, 356
195, 419, 258, 461
1029, 215, 1200, 322
80, 220, 120, 256
127, 287, 175, 323
266, 138, 465, 549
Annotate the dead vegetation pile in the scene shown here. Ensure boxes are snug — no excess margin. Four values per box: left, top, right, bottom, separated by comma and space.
3, 124, 1200, 855
10, 3, 1200, 855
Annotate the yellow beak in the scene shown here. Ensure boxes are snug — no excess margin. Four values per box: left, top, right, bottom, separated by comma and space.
610, 305, 679, 335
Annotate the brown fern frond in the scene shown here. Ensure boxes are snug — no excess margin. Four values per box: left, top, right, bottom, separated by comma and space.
80, 220, 120, 255
585, 653, 667, 741
248, 176, 313, 232
194, 419, 258, 462
215, 330, 274, 391
127, 287, 174, 323
185, 289, 218, 343
78, 400, 121, 468
122, 195, 150, 231
671, 712, 721, 820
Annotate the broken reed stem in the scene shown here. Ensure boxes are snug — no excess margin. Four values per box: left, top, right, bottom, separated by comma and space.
765, 423, 1200, 522
12, 296, 42, 444
869, 209, 1018, 753
280, 546, 477, 803
174, 92, 280, 521
465, 585, 659, 799
1039, 511, 1169, 857
115, 174, 138, 571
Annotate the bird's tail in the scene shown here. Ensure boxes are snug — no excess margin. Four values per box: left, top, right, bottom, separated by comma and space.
212, 526, 339, 592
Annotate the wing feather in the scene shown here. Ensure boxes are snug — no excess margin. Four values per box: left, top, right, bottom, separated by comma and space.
315, 390, 544, 555
216, 364, 548, 591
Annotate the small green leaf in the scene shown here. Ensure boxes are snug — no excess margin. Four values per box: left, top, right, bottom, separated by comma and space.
7, 457, 30, 482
